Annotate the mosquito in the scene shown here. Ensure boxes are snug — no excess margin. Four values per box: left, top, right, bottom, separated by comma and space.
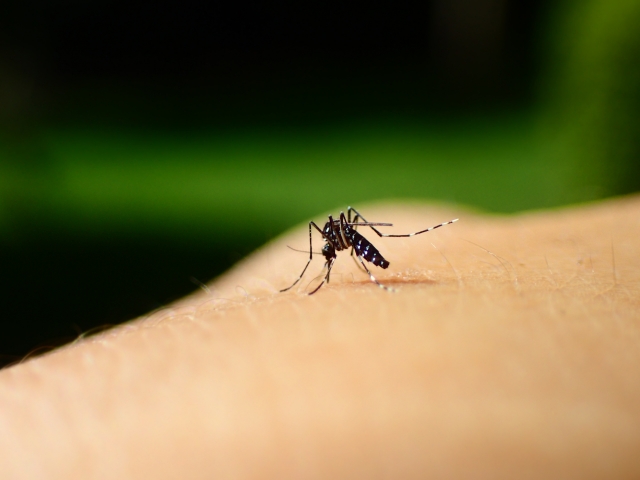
280, 206, 458, 294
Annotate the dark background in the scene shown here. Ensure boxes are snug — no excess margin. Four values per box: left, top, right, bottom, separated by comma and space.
3, 1, 540, 127
1, 0, 639, 366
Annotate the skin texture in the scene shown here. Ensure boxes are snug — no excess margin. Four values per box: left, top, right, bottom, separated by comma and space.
1, 196, 639, 479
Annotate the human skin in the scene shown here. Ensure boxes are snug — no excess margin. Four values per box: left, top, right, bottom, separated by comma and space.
1, 196, 639, 479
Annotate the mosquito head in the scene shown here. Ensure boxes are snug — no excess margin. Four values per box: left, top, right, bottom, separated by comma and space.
322, 243, 336, 262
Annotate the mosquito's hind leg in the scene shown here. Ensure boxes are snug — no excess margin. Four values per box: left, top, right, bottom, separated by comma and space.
356, 256, 394, 292
348, 206, 385, 236
350, 246, 367, 273
348, 206, 366, 225
349, 206, 458, 238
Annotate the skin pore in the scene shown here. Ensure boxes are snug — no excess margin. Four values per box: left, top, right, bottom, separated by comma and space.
1, 196, 639, 479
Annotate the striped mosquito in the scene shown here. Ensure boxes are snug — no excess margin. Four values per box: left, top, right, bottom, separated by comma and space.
280, 206, 458, 294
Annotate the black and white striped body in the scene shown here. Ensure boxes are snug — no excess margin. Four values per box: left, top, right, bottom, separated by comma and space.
281, 206, 458, 295
321, 217, 389, 269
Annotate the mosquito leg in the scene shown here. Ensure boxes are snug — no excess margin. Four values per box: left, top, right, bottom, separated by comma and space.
342, 211, 376, 273
349, 206, 380, 235
349, 206, 391, 236
348, 207, 364, 233
340, 212, 365, 273
357, 255, 394, 291
309, 259, 334, 295
348, 206, 364, 224
348, 206, 361, 226
345, 208, 391, 230
351, 246, 367, 272
349, 206, 458, 238
330, 214, 348, 250
346, 213, 392, 235
373, 218, 459, 237
280, 221, 325, 292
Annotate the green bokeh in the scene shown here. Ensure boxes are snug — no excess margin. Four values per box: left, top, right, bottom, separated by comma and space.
3, 0, 639, 247
540, 0, 640, 197
2, 113, 574, 246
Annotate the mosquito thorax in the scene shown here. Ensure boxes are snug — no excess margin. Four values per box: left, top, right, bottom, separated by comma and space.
322, 243, 336, 261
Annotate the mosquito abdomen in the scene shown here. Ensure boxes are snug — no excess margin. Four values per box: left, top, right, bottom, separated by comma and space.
351, 231, 390, 269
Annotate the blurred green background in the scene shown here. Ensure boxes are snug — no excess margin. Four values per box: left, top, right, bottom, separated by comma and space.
1, 0, 639, 365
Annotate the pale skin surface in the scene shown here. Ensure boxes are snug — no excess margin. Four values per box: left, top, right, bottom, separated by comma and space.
1, 196, 639, 479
